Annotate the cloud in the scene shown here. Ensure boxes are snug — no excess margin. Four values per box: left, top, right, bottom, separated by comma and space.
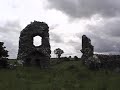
87, 17, 120, 37
1, 0, 120, 58
101, 19, 120, 37
0, 20, 21, 59
49, 32, 82, 57
48, 0, 120, 18
68, 40, 81, 52
50, 32, 63, 43
82, 17, 120, 54
0, 21, 21, 34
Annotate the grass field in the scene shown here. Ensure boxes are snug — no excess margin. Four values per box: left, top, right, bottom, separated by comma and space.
0, 60, 120, 90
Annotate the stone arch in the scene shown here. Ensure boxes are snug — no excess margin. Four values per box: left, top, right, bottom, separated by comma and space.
17, 21, 51, 68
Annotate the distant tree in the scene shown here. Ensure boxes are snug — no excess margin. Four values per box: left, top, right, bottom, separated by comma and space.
69, 56, 71, 58
0, 42, 9, 58
74, 56, 79, 60
0, 42, 9, 68
63, 57, 70, 61
54, 48, 64, 59
68, 56, 72, 60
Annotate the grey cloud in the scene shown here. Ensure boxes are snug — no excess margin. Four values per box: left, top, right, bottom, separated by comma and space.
0, 20, 21, 34
87, 19, 120, 37
48, 0, 120, 18
102, 20, 120, 37
50, 32, 63, 43
92, 36, 120, 52
0, 20, 21, 59
68, 40, 81, 52
47, 0, 120, 55
49, 24, 59, 30
82, 18, 120, 54
3, 39, 18, 59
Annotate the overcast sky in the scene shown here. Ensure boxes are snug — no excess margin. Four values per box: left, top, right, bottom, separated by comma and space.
0, 0, 120, 59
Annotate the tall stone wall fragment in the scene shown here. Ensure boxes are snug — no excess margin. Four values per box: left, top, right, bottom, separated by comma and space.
81, 35, 94, 63
17, 21, 51, 68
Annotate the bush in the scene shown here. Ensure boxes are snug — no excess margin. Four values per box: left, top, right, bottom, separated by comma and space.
85, 55, 101, 70
63, 57, 70, 61
0, 42, 9, 68
0, 58, 9, 68
74, 56, 79, 61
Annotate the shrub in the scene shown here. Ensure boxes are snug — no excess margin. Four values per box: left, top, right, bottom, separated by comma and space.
0, 58, 9, 68
74, 56, 79, 61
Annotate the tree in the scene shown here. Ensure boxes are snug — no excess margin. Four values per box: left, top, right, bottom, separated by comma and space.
54, 48, 64, 59
74, 56, 79, 61
0, 42, 9, 58
0, 42, 9, 68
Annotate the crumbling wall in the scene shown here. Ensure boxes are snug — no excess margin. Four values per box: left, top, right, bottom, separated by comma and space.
81, 35, 94, 64
17, 21, 51, 68
81, 35, 120, 70
96, 54, 120, 70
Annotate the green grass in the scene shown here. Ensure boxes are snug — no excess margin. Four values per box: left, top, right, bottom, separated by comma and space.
0, 60, 120, 90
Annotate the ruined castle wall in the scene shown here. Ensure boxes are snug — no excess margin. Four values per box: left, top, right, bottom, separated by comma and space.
17, 21, 51, 68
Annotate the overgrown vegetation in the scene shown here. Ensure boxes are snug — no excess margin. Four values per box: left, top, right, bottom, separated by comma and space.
0, 42, 9, 68
0, 60, 120, 90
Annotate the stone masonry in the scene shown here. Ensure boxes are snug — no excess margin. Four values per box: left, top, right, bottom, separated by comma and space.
17, 21, 51, 68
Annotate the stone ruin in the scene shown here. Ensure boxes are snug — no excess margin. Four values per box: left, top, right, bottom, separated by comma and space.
81, 35, 120, 71
17, 21, 51, 68
96, 54, 120, 70
81, 35, 94, 64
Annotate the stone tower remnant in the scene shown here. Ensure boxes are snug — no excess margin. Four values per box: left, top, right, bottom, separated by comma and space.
17, 21, 51, 68
81, 35, 120, 70
81, 35, 94, 63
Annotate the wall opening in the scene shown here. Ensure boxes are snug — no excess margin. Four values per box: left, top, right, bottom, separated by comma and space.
33, 36, 42, 46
